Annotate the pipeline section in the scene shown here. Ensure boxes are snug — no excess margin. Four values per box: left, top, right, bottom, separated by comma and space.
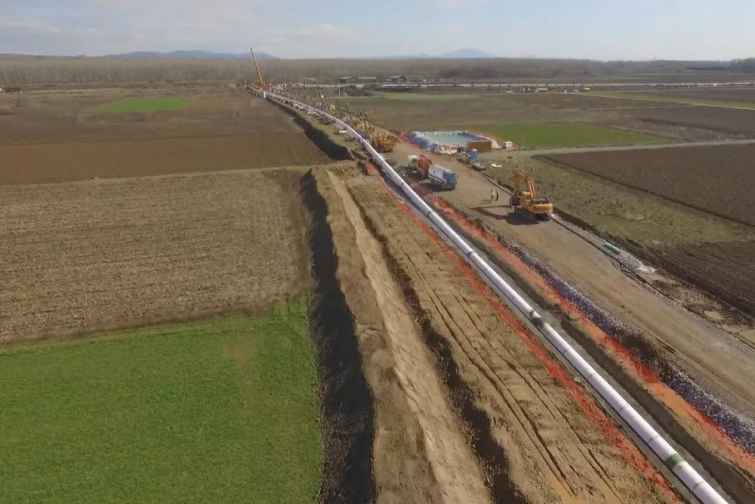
256, 88, 730, 504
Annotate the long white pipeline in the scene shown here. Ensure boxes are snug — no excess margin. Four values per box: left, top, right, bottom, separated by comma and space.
260, 88, 729, 504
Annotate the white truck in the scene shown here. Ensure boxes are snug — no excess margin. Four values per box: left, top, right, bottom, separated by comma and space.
428, 165, 458, 190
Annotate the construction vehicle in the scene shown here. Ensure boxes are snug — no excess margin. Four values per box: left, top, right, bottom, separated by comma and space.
371, 132, 397, 153
408, 154, 433, 178
405, 154, 457, 189
428, 165, 458, 190
510, 170, 553, 220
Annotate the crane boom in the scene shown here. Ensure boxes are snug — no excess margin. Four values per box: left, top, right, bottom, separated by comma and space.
250, 48, 265, 89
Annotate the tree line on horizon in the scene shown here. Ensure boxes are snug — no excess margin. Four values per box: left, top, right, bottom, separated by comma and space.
1, 56, 753, 87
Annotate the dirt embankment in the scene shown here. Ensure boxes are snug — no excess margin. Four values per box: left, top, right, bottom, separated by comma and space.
319, 165, 679, 503
311, 166, 491, 503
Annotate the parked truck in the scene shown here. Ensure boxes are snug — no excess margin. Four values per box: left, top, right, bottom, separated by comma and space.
428, 165, 458, 190
406, 155, 457, 190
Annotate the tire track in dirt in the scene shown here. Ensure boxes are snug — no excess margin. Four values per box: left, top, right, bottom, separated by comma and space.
345, 171, 679, 503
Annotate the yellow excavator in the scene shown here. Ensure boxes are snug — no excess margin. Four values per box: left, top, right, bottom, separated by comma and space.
510, 170, 553, 220
371, 132, 397, 153
354, 112, 397, 153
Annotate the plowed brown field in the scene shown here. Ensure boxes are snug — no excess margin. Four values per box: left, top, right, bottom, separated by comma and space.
648, 241, 755, 318
0, 134, 329, 185
631, 107, 755, 137
0, 167, 312, 343
0, 86, 331, 184
545, 144, 755, 226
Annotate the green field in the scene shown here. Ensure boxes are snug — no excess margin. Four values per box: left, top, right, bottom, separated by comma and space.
96, 97, 190, 113
0, 300, 321, 504
481, 122, 663, 149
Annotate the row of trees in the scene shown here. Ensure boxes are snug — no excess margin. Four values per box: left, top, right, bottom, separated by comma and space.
0, 57, 252, 86
2, 55, 754, 87
731, 59, 755, 73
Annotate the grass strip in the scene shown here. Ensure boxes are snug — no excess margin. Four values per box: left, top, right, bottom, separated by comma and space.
0, 299, 320, 504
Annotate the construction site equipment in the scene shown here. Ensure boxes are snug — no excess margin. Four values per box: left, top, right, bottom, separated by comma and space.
371, 132, 397, 153
510, 170, 553, 220
467, 139, 492, 153
429, 165, 458, 190
408, 154, 433, 178
406, 154, 457, 189
250, 49, 267, 90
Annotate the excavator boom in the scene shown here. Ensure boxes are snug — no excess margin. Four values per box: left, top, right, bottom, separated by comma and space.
510, 170, 553, 221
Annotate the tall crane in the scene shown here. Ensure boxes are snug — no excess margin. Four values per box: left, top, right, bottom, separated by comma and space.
250, 48, 266, 90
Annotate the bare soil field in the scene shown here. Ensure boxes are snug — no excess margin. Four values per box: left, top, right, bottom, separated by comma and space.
544, 144, 755, 226
317, 166, 678, 503
0, 85, 331, 184
334, 91, 670, 132
647, 241, 755, 320
0, 85, 305, 144
330, 89, 755, 143
626, 87, 755, 104
0, 167, 312, 343
1, 134, 328, 185
629, 106, 755, 137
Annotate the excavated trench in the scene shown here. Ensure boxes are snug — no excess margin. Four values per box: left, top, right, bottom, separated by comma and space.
300, 172, 376, 504
273, 101, 353, 161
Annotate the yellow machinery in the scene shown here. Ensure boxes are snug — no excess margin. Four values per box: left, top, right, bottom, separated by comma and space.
250, 48, 268, 90
510, 170, 553, 220
353, 111, 396, 153
371, 132, 397, 153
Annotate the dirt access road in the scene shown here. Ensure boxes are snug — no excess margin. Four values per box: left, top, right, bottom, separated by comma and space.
392, 140, 755, 490
396, 140, 755, 415
316, 166, 676, 503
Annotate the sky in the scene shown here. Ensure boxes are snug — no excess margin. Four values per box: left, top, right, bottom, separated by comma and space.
2, 0, 754, 60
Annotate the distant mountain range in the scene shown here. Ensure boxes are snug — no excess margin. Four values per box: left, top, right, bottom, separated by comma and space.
106, 48, 497, 60
108, 50, 277, 60
439, 48, 497, 58
382, 48, 498, 59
